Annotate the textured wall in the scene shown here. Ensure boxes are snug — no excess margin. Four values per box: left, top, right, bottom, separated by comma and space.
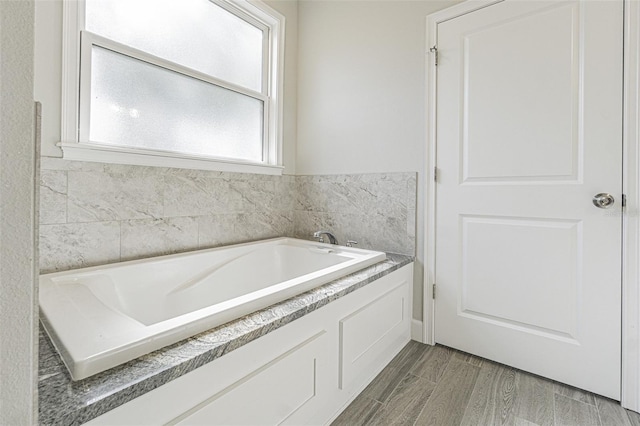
294, 173, 416, 255
39, 158, 296, 273
39, 161, 416, 273
0, 0, 38, 423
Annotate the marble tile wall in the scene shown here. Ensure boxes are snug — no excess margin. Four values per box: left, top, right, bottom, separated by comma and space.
39, 160, 416, 272
294, 173, 417, 255
39, 158, 296, 273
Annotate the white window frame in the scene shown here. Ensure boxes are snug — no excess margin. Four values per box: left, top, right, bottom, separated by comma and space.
59, 0, 285, 175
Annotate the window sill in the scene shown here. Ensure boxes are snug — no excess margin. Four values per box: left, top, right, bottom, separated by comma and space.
57, 142, 284, 175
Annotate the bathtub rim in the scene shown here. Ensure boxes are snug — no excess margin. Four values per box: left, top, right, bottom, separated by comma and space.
39, 237, 387, 380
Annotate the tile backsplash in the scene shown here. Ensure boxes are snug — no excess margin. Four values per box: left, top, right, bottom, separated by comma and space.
39, 158, 416, 272
294, 173, 416, 256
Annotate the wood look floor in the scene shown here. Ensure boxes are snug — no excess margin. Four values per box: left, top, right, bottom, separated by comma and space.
333, 341, 640, 426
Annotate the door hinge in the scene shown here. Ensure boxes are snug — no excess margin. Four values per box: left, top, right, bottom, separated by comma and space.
430, 46, 438, 66
622, 193, 627, 208
432, 283, 436, 299
434, 166, 438, 183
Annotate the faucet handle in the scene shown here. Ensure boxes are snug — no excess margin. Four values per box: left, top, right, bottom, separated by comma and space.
346, 240, 358, 247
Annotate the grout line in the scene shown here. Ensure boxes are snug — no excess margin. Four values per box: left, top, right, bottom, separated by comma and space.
410, 366, 442, 426
552, 390, 557, 426
64, 170, 69, 224
459, 358, 485, 423
118, 220, 123, 262
161, 172, 167, 219
595, 397, 605, 426
554, 381, 598, 407
195, 214, 201, 249
435, 347, 455, 384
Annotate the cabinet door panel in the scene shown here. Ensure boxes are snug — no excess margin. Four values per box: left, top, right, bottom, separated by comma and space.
175, 332, 326, 426
339, 275, 411, 391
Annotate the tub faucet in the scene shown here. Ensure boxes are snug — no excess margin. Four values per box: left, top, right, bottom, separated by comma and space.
313, 231, 338, 245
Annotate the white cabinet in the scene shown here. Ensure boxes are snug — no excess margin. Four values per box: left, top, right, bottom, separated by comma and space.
178, 332, 328, 426
87, 264, 413, 425
339, 283, 408, 391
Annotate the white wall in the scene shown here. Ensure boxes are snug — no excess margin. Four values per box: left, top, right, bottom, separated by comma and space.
296, 0, 460, 322
297, 0, 455, 175
0, 0, 38, 423
33, 0, 62, 160
34, 0, 299, 175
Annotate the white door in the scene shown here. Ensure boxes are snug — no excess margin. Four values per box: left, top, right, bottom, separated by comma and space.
434, 0, 623, 398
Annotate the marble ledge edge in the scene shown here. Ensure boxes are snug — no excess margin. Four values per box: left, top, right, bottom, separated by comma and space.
38, 253, 414, 426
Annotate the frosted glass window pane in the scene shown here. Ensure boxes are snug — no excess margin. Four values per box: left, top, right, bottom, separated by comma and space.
85, 0, 264, 92
89, 46, 264, 163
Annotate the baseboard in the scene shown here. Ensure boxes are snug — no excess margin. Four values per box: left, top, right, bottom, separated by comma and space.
411, 319, 423, 343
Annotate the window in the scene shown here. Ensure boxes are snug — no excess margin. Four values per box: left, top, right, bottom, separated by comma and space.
60, 0, 284, 174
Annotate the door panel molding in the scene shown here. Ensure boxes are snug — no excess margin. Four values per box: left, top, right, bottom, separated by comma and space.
458, 215, 582, 342
460, 2, 583, 184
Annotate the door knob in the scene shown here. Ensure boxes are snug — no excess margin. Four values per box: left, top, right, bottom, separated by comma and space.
592, 193, 615, 209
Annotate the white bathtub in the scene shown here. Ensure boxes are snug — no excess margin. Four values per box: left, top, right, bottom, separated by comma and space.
39, 237, 386, 380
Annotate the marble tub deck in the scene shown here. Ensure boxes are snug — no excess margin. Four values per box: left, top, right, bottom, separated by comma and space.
38, 253, 413, 426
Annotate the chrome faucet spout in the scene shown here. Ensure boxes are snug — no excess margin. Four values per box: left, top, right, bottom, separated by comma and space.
313, 230, 339, 245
